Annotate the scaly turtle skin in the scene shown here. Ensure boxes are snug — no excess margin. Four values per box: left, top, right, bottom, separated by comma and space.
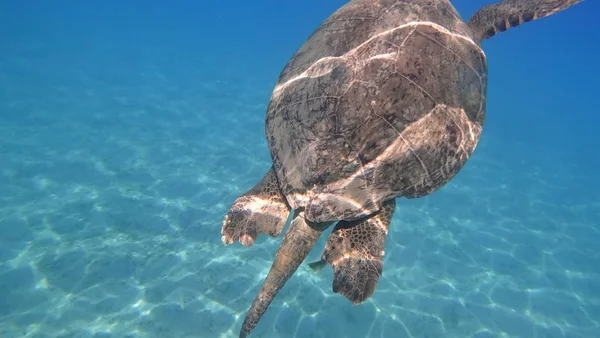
220, 1, 583, 337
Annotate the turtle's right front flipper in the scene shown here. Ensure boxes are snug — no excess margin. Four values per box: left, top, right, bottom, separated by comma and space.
314, 199, 396, 304
467, 0, 583, 42
221, 167, 290, 247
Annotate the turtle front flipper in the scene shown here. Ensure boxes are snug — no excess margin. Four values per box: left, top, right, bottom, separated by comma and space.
318, 199, 396, 305
467, 0, 583, 42
221, 167, 290, 247
239, 211, 330, 338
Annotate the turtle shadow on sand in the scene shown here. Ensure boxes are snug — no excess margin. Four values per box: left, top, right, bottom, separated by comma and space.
220, 0, 586, 337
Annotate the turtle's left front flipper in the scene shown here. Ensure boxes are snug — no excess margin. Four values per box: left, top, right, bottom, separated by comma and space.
311, 199, 396, 304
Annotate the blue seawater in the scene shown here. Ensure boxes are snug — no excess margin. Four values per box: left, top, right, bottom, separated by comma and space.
0, 1, 598, 337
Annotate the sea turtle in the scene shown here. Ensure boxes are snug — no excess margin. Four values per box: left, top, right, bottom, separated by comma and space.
220, 0, 583, 337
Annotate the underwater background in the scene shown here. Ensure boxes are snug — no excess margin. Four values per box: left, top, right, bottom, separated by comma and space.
1, 0, 599, 337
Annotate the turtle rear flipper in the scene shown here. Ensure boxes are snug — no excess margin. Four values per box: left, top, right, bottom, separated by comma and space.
320, 199, 396, 305
221, 167, 290, 247
468, 0, 583, 42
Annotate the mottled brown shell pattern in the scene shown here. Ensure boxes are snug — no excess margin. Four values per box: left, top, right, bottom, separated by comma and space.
265, 0, 487, 223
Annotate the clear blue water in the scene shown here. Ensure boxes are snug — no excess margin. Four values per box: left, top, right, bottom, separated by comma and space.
1, 1, 599, 337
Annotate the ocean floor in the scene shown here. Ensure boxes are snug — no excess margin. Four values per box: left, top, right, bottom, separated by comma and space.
1, 45, 599, 338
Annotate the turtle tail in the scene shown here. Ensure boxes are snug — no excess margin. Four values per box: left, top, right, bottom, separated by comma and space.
239, 211, 328, 338
467, 0, 583, 42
